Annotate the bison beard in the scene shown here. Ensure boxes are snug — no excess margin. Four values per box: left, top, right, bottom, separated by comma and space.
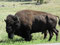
5, 10, 60, 41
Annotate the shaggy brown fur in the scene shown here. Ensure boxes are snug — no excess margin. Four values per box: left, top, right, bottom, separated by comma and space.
5, 10, 60, 41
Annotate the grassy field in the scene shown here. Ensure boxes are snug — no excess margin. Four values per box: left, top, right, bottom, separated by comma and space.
0, 0, 60, 45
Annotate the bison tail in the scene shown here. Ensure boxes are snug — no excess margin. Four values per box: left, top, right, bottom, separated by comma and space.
58, 18, 60, 25
57, 16, 60, 26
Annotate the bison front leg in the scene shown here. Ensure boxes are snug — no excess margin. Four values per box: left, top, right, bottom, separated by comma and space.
25, 35, 32, 41
8, 33, 14, 39
24, 31, 32, 41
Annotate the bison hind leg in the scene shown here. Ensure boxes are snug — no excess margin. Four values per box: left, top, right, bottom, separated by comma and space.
53, 28, 59, 41
44, 31, 47, 39
48, 30, 53, 41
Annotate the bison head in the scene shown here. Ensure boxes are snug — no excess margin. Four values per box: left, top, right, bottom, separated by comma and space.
5, 14, 20, 39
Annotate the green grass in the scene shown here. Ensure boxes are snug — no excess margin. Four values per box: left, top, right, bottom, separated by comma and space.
0, 0, 60, 45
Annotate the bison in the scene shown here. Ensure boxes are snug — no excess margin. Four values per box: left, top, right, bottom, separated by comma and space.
5, 10, 60, 41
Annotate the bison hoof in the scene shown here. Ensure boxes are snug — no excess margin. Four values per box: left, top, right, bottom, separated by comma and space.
25, 37, 32, 41
25, 39, 31, 41
48, 39, 51, 41
25, 38, 32, 41
44, 37, 46, 39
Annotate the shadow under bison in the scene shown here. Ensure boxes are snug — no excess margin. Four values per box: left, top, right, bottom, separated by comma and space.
5, 10, 60, 41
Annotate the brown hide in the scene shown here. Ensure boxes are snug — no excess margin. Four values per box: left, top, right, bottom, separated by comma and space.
15, 10, 57, 29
